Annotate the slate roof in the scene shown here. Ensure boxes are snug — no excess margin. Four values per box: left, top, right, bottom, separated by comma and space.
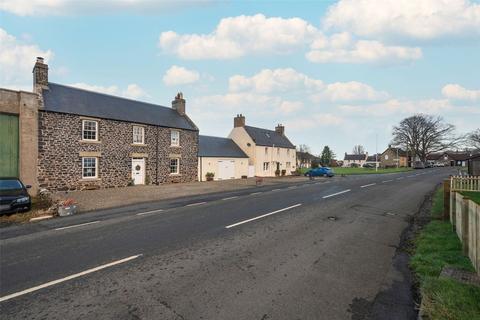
383, 147, 408, 157
243, 126, 295, 149
366, 154, 381, 162
198, 135, 248, 158
42, 83, 197, 131
344, 154, 367, 161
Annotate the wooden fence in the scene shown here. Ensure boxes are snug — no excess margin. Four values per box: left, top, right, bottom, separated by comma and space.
450, 175, 480, 192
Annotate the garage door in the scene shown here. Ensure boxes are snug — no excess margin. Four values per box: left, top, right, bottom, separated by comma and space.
218, 160, 235, 180
0, 113, 19, 177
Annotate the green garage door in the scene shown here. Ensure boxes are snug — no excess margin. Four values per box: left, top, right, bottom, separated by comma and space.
0, 113, 19, 177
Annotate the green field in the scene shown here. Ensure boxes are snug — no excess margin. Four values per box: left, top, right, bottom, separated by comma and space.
410, 186, 480, 320
299, 167, 413, 175
460, 191, 480, 205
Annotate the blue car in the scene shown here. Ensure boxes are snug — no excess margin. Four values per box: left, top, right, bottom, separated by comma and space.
304, 167, 334, 177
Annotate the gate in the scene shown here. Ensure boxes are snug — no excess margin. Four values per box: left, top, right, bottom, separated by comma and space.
0, 113, 19, 177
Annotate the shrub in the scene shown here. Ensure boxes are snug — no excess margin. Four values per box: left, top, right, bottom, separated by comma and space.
281, 169, 286, 176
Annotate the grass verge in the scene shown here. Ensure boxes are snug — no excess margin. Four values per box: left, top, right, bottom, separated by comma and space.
410, 186, 480, 320
460, 191, 480, 205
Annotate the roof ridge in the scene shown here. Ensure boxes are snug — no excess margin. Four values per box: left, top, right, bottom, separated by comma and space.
48, 82, 170, 110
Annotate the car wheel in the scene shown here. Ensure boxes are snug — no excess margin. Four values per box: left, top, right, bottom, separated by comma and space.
323, 173, 327, 177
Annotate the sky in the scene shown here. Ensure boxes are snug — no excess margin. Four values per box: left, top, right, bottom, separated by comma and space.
1, 0, 479, 157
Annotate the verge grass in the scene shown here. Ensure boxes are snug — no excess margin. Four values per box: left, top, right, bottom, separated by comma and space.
410, 186, 480, 320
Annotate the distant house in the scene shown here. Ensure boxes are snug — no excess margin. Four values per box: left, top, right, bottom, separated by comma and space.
380, 147, 409, 168
229, 114, 296, 177
467, 154, 480, 176
366, 154, 381, 167
198, 135, 249, 181
428, 151, 475, 167
296, 151, 316, 168
343, 153, 367, 167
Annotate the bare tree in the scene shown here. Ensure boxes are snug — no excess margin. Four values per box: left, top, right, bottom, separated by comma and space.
352, 145, 365, 155
391, 114, 458, 162
467, 129, 480, 149
297, 144, 311, 153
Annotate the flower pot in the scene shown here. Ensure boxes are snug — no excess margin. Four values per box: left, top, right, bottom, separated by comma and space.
58, 205, 78, 217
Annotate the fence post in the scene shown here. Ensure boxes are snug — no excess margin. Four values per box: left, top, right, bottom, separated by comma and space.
443, 179, 450, 220
450, 191, 456, 228
462, 196, 470, 256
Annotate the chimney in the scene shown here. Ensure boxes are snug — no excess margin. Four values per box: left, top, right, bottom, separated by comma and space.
172, 92, 185, 115
234, 114, 245, 128
33, 57, 48, 91
275, 124, 285, 136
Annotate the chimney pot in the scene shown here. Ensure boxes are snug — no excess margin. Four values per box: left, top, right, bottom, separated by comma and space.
172, 92, 186, 115
33, 56, 48, 92
234, 114, 245, 128
275, 124, 285, 136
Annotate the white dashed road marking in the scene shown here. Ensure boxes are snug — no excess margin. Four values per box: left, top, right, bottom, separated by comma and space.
54, 221, 101, 230
322, 189, 351, 199
360, 183, 376, 188
225, 204, 302, 229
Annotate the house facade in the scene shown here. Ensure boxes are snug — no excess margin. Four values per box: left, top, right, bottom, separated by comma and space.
0, 58, 199, 192
228, 115, 296, 177
198, 135, 249, 181
380, 147, 408, 168
296, 151, 315, 168
427, 152, 474, 167
343, 153, 367, 167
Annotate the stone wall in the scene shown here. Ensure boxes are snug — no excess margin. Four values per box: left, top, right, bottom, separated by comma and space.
38, 111, 198, 191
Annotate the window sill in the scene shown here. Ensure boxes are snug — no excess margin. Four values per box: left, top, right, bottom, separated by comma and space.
131, 143, 148, 147
170, 145, 181, 148
80, 178, 101, 182
79, 140, 101, 144
169, 173, 182, 176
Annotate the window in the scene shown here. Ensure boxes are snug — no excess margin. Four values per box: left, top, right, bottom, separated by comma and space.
265, 147, 268, 155
171, 130, 180, 146
132, 126, 145, 144
286, 162, 291, 169
287, 149, 290, 156
82, 157, 97, 179
277, 148, 280, 155
170, 158, 179, 174
263, 162, 269, 171
82, 120, 98, 141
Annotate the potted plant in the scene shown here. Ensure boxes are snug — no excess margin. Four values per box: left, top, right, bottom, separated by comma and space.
206, 172, 215, 181
281, 169, 286, 176
275, 169, 281, 176
58, 198, 78, 217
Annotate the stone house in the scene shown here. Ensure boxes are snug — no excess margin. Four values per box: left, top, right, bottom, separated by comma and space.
467, 154, 480, 176
228, 115, 296, 177
380, 147, 409, 168
198, 135, 249, 181
343, 153, 367, 167
0, 57, 199, 192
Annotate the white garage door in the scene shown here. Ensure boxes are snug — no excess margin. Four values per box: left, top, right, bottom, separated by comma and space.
218, 160, 235, 180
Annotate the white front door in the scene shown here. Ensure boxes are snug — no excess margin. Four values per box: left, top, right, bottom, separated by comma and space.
131, 158, 145, 185
218, 160, 235, 180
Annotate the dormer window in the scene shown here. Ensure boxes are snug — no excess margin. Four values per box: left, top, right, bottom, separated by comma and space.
265, 133, 270, 138
82, 120, 98, 141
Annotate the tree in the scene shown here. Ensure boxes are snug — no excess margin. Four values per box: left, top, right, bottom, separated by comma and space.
467, 129, 480, 149
297, 144, 311, 153
352, 145, 365, 155
391, 114, 457, 162
320, 146, 335, 166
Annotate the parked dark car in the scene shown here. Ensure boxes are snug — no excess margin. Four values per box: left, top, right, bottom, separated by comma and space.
304, 167, 334, 177
0, 178, 32, 215
413, 161, 426, 169
362, 163, 376, 169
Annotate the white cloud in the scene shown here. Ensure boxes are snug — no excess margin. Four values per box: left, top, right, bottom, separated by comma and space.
311, 81, 389, 102
279, 101, 303, 113
323, 0, 480, 40
70, 82, 148, 99
306, 33, 422, 64
159, 14, 319, 59
442, 84, 480, 101
228, 68, 387, 102
0, 0, 214, 16
229, 68, 323, 93
0, 28, 53, 90
163, 65, 200, 86
285, 114, 344, 131
123, 84, 148, 99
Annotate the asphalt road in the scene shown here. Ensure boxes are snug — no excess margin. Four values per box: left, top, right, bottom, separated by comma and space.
0, 168, 454, 319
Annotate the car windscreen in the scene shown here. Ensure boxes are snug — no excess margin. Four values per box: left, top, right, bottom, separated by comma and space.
0, 179, 23, 191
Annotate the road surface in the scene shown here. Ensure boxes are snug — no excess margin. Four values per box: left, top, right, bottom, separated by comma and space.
0, 168, 453, 319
